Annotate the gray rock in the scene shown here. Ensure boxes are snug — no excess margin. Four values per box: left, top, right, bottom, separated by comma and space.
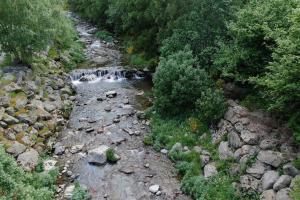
4, 82, 22, 92
0, 95, 10, 107
262, 170, 280, 190
43, 159, 57, 171
70, 144, 84, 154
240, 175, 260, 190
3, 114, 19, 125
79, 74, 97, 82
257, 150, 284, 168
275, 188, 292, 200
17, 149, 39, 171
228, 130, 243, 148
283, 163, 299, 177
6, 141, 26, 157
170, 142, 183, 153
104, 105, 112, 112
54, 143, 65, 155
218, 141, 234, 160
260, 190, 276, 200
149, 185, 160, 194
260, 139, 278, 150
204, 163, 218, 178
273, 175, 292, 191
200, 154, 210, 166
246, 160, 267, 179
136, 111, 146, 120
0, 107, 5, 121
241, 130, 259, 145
88, 145, 109, 165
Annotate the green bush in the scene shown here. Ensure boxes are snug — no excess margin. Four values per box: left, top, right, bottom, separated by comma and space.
72, 183, 91, 200
195, 89, 227, 124
0, 147, 57, 199
290, 176, 300, 200
106, 148, 118, 164
153, 48, 212, 115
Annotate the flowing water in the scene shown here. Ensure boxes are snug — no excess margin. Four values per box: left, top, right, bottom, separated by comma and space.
57, 15, 190, 200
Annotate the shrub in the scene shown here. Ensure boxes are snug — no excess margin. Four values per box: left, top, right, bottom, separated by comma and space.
106, 148, 118, 163
0, 147, 57, 199
290, 176, 300, 200
195, 88, 227, 124
153, 48, 212, 115
72, 183, 91, 200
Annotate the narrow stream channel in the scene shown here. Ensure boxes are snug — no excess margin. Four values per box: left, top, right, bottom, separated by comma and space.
57, 15, 190, 200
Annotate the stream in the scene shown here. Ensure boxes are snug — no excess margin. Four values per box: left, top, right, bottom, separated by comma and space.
57, 16, 190, 200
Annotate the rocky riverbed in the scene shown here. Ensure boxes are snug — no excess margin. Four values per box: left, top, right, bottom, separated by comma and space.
54, 17, 190, 200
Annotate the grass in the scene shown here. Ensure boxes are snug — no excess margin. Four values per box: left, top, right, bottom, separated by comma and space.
72, 182, 90, 200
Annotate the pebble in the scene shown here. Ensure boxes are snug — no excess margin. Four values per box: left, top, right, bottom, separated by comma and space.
149, 185, 160, 194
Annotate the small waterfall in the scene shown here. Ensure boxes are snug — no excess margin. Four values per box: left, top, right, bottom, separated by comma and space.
70, 68, 148, 85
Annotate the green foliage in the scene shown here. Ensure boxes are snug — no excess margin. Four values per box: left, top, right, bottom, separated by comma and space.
106, 148, 118, 164
72, 183, 90, 200
181, 174, 238, 200
0, 0, 75, 64
195, 89, 227, 124
293, 156, 300, 170
290, 176, 300, 200
95, 31, 113, 43
0, 147, 57, 199
153, 48, 212, 115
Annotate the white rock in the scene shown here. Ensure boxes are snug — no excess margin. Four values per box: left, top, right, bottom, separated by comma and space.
149, 185, 160, 194
204, 163, 218, 178
160, 149, 168, 154
43, 159, 57, 171
64, 185, 75, 199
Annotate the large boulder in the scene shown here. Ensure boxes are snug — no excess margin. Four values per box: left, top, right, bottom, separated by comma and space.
257, 150, 284, 168
283, 163, 299, 177
17, 149, 39, 171
261, 170, 280, 190
218, 141, 234, 160
6, 141, 26, 157
88, 145, 110, 165
273, 175, 292, 191
246, 160, 268, 179
275, 188, 292, 200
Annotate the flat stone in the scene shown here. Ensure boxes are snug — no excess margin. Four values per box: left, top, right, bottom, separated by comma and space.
262, 170, 280, 190
160, 149, 168, 154
257, 150, 284, 168
119, 166, 134, 174
273, 175, 292, 191
86, 128, 94, 133
3, 114, 19, 125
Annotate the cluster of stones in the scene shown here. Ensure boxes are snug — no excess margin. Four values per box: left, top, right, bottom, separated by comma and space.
0, 65, 75, 172
213, 100, 299, 200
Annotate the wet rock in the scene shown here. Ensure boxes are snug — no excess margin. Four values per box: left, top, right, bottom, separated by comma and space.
273, 175, 292, 191
123, 98, 129, 104
149, 185, 160, 194
257, 150, 284, 168
260, 190, 276, 200
104, 105, 112, 112
6, 141, 26, 157
86, 128, 94, 133
218, 141, 234, 160
43, 159, 57, 171
275, 188, 292, 200
283, 163, 299, 177
79, 74, 97, 82
204, 163, 218, 178
88, 145, 109, 165
105, 91, 117, 98
17, 148, 39, 171
70, 144, 84, 154
262, 170, 279, 190
241, 130, 259, 145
